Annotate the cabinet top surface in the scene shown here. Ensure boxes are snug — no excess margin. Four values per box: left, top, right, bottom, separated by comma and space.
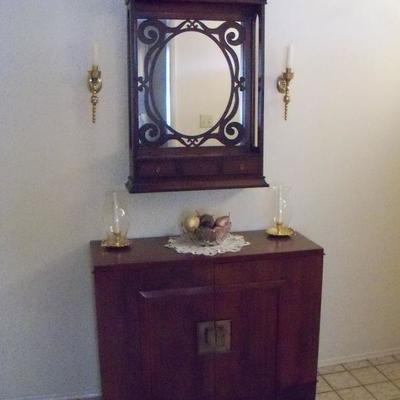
90, 230, 323, 270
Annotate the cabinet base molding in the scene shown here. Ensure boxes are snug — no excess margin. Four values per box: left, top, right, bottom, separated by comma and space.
277, 383, 317, 400
126, 175, 268, 193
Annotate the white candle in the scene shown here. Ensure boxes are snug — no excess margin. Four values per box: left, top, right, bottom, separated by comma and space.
277, 186, 283, 225
112, 192, 121, 234
286, 44, 293, 70
93, 43, 100, 67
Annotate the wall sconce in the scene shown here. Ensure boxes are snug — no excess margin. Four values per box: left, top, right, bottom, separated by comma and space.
87, 44, 102, 123
277, 45, 294, 121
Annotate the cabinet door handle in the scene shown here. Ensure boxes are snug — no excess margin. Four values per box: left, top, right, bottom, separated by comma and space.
215, 320, 231, 352
198, 321, 215, 354
215, 326, 225, 348
204, 326, 216, 348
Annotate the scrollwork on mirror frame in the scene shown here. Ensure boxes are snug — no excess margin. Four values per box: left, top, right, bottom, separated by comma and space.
136, 19, 247, 148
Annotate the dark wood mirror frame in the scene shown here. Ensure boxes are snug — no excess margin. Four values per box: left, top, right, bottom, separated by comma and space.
125, 0, 268, 193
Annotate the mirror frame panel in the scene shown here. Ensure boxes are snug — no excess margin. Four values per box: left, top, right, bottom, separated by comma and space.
126, 0, 268, 193
137, 19, 246, 148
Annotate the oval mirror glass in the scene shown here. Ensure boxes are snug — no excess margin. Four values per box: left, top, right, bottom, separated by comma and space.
152, 31, 231, 136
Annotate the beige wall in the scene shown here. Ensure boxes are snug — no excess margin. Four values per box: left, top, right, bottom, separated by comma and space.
172, 29, 238, 136
1, 0, 400, 399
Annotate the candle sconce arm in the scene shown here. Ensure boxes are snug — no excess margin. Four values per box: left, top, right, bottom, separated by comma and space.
277, 68, 294, 121
88, 65, 103, 124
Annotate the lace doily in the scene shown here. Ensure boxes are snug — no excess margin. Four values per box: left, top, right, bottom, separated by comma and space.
165, 233, 250, 256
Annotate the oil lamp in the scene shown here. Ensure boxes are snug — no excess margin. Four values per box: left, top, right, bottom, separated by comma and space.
102, 191, 130, 248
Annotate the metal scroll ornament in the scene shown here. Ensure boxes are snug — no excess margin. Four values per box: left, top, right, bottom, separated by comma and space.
136, 19, 246, 147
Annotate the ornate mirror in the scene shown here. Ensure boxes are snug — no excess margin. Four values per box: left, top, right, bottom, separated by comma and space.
126, 0, 267, 193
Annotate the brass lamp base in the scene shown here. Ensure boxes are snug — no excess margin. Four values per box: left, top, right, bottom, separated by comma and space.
101, 232, 131, 248
266, 224, 294, 238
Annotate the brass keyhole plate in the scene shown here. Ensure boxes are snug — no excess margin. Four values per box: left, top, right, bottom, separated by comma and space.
197, 320, 231, 354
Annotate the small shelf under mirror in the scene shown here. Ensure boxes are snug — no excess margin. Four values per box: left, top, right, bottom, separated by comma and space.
125, 0, 267, 193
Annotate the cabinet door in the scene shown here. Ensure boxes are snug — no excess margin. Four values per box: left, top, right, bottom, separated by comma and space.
214, 261, 285, 400
135, 266, 215, 400
276, 254, 323, 400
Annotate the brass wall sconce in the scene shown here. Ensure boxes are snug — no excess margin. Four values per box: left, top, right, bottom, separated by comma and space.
277, 45, 294, 121
277, 68, 294, 121
88, 65, 102, 123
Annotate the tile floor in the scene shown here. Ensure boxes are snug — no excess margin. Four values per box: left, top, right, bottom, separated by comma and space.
317, 354, 400, 400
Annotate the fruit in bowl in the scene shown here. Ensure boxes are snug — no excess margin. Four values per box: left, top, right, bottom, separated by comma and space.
182, 213, 231, 245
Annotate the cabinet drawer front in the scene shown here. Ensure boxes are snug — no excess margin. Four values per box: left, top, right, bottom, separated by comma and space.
137, 161, 176, 178
182, 159, 220, 176
222, 158, 261, 175
215, 259, 283, 286
140, 264, 213, 291
139, 285, 213, 300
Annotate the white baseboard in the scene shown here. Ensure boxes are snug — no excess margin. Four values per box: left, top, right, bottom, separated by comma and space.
4, 393, 101, 400
319, 346, 400, 367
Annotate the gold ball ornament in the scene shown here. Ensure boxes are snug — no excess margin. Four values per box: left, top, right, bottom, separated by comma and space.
183, 215, 200, 232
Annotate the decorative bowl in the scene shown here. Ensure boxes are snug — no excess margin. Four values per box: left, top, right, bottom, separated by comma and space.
183, 213, 231, 246
188, 223, 231, 245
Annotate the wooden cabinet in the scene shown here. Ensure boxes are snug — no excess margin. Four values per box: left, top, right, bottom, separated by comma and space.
91, 231, 324, 400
